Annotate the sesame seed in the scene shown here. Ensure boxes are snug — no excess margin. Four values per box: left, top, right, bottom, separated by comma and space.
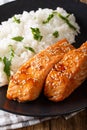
22, 80, 26, 85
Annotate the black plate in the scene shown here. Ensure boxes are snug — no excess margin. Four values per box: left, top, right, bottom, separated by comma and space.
0, 0, 87, 117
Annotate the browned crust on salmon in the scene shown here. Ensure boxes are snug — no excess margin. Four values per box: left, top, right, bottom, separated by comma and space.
7, 39, 75, 102
44, 41, 87, 102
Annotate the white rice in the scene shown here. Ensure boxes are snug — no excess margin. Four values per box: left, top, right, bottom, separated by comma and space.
0, 7, 80, 86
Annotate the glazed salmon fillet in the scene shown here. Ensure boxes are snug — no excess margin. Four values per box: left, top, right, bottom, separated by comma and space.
44, 41, 87, 102
7, 39, 75, 102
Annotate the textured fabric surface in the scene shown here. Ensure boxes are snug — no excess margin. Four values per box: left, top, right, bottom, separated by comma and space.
0, 0, 85, 130
0, 109, 84, 130
0, 110, 58, 130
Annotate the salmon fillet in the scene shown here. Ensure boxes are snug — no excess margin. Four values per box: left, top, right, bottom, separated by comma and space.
44, 41, 87, 102
7, 39, 75, 102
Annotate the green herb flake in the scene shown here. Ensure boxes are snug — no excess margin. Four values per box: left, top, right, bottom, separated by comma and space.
12, 36, 24, 42
8, 45, 14, 61
30, 27, 43, 41
3, 45, 14, 80
24, 46, 36, 54
3, 57, 11, 79
13, 16, 20, 24
43, 13, 54, 24
0, 57, 2, 61
58, 13, 77, 31
53, 31, 59, 38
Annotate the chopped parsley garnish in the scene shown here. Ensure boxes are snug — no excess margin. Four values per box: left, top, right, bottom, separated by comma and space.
43, 13, 54, 24
53, 31, 59, 38
30, 27, 43, 41
24, 46, 36, 54
58, 13, 77, 31
43, 11, 77, 30
3, 57, 11, 79
0, 57, 2, 61
3, 45, 14, 80
12, 36, 24, 42
8, 45, 14, 61
13, 16, 20, 24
